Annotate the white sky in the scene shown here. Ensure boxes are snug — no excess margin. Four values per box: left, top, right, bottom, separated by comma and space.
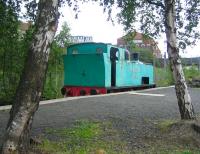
59, 2, 200, 58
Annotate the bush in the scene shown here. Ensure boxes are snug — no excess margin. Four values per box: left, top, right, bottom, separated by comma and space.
183, 65, 200, 82
155, 66, 174, 87
42, 72, 64, 100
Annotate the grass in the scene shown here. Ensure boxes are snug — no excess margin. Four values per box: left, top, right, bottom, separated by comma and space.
45, 120, 101, 139
157, 119, 177, 132
37, 120, 128, 154
35, 119, 200, 154
135, 146, 200, 154
147, 119, 200, 154
134, 119, 200, 154
140, 141, 200, 154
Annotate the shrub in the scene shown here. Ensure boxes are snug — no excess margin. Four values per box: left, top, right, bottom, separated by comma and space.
155, 66, 174, 87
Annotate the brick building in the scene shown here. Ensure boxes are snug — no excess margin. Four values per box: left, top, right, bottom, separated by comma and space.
117, 32, 162, 58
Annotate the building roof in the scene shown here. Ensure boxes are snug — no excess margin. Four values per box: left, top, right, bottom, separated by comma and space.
19, 22, 32, 32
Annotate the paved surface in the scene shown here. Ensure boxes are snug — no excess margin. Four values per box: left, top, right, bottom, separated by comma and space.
0, 87, 200, 147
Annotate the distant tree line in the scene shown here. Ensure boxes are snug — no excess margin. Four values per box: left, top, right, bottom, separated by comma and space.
0, 1, 71, 105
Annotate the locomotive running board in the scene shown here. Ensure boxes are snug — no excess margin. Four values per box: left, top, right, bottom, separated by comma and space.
106, 84, 156, 93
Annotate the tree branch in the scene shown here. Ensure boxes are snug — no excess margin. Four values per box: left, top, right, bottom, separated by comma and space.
145, 0, 165, 9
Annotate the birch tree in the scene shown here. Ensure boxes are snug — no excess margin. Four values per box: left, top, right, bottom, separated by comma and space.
1, 0, 79, 153
1, 0, 59, 153
98, 0, 200, 119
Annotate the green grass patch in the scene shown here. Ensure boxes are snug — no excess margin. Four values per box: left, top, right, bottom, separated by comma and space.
157, 119, 177, 132
45, 120, 101, 139
38, 120, 128, 154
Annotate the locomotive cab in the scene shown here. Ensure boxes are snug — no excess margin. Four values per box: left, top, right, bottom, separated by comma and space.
110, 47, 119, 87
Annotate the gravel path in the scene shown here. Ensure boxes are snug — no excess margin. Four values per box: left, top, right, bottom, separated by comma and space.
0, 87, 200, 149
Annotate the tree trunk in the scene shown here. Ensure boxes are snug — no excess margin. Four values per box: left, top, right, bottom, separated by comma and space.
164, 0, 195, 119
1, 0, 59, 153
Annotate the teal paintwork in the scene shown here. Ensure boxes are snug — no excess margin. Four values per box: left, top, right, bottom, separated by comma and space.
63, 42, 154, 88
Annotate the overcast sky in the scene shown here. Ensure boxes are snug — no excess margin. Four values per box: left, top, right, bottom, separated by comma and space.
58, 2, 200, 58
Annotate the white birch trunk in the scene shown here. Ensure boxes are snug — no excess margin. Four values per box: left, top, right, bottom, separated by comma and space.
164, 0, 195, 119
1, 0, 59, 153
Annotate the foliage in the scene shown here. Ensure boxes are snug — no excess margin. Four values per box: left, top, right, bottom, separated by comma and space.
128, 41, 154, 64
0, 16, 71, 104
42, 42, 64, 100
42, 21, 71, 100
134, 48, 154, 64
96, 0, 197, 119
0, 1, 20, 103
183, 65, 200, 82
0, 4, 36, 105
155, 66, 174, 87
1, 1, 63, 153
1, 0, 21, 14
99, 0, 200, 49
55, 21, 71, 48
